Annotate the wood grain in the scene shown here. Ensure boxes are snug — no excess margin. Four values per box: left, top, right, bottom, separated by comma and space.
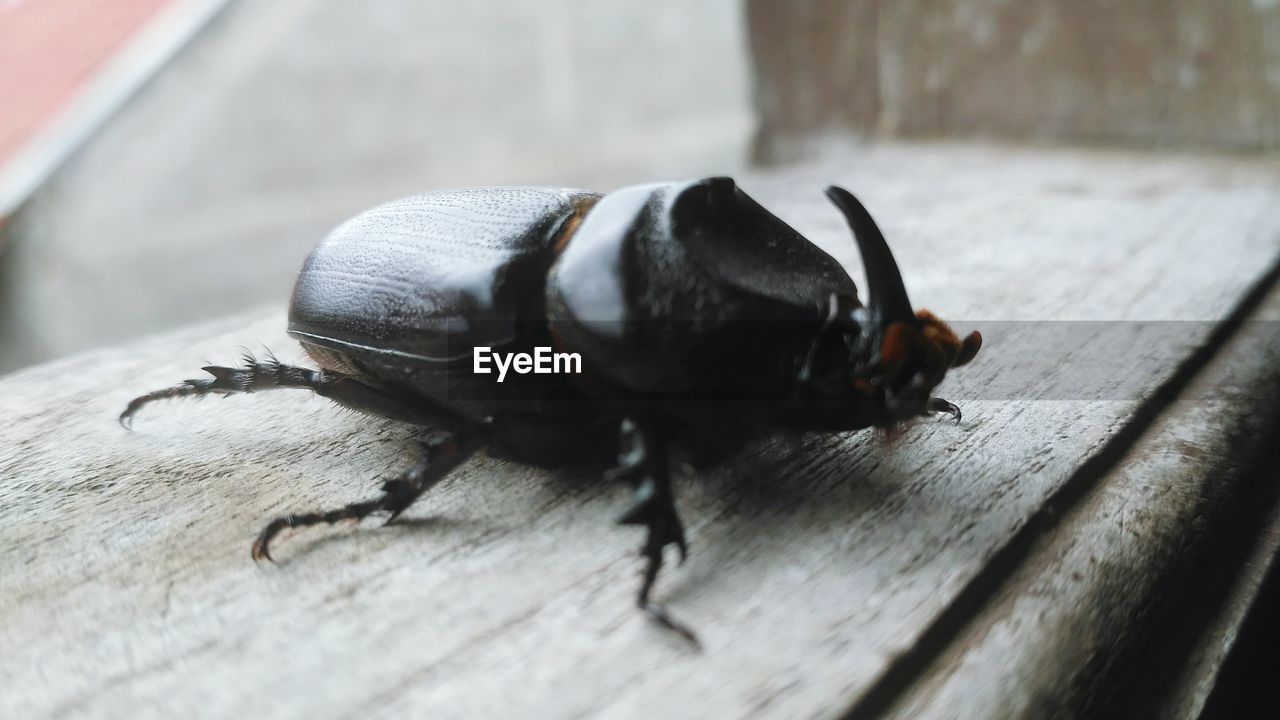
3, 142, 1280, 718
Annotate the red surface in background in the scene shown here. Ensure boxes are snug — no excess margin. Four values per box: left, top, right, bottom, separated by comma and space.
0, 0, 172, 168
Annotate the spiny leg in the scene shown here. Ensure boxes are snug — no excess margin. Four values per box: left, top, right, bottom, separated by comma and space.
121, 349, 458, 428
251, 430, 478, 561
611, 418, 698, 647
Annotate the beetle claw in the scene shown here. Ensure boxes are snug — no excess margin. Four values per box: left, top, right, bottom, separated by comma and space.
926, 397, 962, 424
251, 537, 274, 563
251, 517, 290, 563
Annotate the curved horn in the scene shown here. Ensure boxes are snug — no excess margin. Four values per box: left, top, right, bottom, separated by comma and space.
824, 186, 914, 323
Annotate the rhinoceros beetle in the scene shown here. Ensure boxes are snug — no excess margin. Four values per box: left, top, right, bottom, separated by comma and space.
122, 177, 980, 644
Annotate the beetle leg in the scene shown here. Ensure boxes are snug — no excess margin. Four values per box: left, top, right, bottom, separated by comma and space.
251, 430, 477, 562
120, 350, 457, 428
925, 397, 962, 424
611, 418, 699, 648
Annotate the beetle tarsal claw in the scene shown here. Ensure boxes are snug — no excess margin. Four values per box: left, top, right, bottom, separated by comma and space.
245, 432, 471, 558
251, 517, 290, 563
925, 397, 962, 424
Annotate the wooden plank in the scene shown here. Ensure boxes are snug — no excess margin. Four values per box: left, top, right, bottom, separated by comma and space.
2, 142, 1279, 718
880, 277, 1280, 718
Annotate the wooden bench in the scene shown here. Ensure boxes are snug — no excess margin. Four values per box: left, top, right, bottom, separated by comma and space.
4, 141, 1279, 717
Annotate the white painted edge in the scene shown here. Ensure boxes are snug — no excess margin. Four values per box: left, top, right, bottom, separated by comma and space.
0, 0, 233, 228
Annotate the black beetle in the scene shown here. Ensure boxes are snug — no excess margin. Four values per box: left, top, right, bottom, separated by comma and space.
122, 177, 980, 643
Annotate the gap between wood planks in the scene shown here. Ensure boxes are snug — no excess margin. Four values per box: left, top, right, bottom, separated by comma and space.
842, 252, 1280, 718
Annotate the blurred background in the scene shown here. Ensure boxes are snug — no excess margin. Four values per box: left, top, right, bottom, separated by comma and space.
0, 0, 752, 374
2, 0, 1278, 375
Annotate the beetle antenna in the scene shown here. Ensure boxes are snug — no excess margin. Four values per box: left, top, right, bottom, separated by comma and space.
823, 186, 914, 324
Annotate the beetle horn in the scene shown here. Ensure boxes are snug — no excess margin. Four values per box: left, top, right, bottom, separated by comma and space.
824, 186, 915, 324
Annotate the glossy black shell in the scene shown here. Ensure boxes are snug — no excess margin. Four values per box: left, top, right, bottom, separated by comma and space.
547, 177, 856, 400
289, 187, 600, 420
288, 178, 857, 424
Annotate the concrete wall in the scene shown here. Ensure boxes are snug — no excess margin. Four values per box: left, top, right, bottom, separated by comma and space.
0, 0, 750, 374
750, 0, 1280, 162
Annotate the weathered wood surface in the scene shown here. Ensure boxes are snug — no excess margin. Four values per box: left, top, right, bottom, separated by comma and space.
3, 142, 1280, 718
883, 283, 1280, 719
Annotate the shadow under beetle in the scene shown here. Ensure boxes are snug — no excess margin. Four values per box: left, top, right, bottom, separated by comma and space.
122, 177, 981, 644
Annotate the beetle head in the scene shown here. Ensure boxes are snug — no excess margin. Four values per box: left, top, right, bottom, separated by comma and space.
861, 308, 982, 424
818, 187, 982, 427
